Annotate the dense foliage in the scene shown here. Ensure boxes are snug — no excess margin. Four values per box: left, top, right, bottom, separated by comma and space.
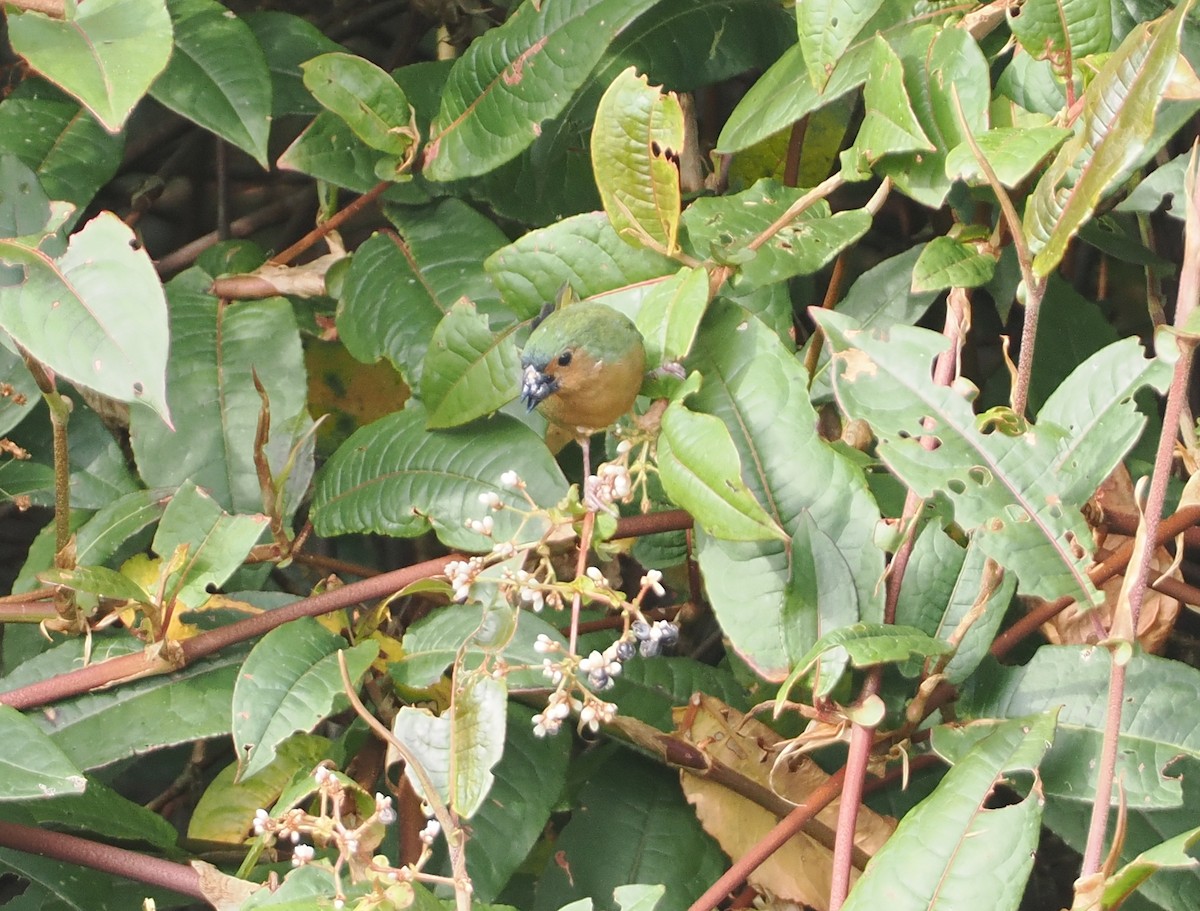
0, 1, 1199, 910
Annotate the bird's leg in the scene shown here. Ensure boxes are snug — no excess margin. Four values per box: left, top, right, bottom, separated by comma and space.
569, 433, 595, 658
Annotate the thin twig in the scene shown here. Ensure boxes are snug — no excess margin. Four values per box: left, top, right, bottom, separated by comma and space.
337, 652, 473, 911
1080, 146, 1200, 878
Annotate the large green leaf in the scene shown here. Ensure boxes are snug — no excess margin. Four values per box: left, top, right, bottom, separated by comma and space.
960, 648, 1200, 809
485, 211, 677, 319
149, 0, 271, 168
797, 0, 884, 90
0, 211, 172, 423
232, 618, 378, 780
816, 309, 1100, 606
685, 302, 884, 680
717, 4, 945, 153
1025, 0, 1193, 276
152, 482, 269, 609
421, 300, 521, 429
0, 84, 123, 211
392, 603, 568, 692
591, 68, 683, 254
424, 0, 662, 182
1038, 336, 1171, 503
874, 25, 991, 209
302, 53, 414, 157
338, 201, 512, 387
0, 707, 86, 801
389, 673, 505, 818
842, 713, 1056, 911
1, 637, 242, 770
472, 0, 793, 224
436, 703, 571, 901
532, 752, 727, 911
682, 179, 872, 289
657, 398, 787, 543
7, 0, 173, 132
311, 404, 567, 552
1007, 0, 1113, 69
894, 526, 1016, 685
129, 269, 309, 515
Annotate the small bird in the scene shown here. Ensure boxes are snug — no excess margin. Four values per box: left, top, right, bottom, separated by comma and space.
520, 299, 646, 466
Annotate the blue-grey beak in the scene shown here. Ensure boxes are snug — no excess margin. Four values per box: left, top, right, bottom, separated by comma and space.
521, 363, 557, 411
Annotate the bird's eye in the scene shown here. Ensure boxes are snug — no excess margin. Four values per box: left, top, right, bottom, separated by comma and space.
557, 351, 573, 367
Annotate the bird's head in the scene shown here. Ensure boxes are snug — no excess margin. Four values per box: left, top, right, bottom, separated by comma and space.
519, 301, 646, 433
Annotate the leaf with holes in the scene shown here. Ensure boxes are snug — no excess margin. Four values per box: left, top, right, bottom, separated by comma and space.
591, 67, 684, 254
816, 309, 1100, 605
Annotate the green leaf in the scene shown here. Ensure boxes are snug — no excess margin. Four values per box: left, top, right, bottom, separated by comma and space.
472, 0, 793, 225
421, 299, 521, 429
424, 0, 661, 182
1098, 827, 1200, 908
1007, 0, 1113, 69
960, 647, 1200, 809
874, 26, 991, 209
2, 637, 242, 770
717, 3, 936, 153
338, 201, 512, 386
591, 68, 684, 254
531, 753, 727, 911
1026, 0, 1193, 277
277, 110, 398, 194
615, 885, 667, 911
1039, 336, 1172, 503
130, 269, 309, 515
0, 706, 86, 801
390, 674, 505, 819
815, 309, 1100, 606
797, 0, 884, 90
910, 235, 997, 292
38, 565, 151, 604
0, 211, 172, 424
485, 211, 677, 320
7, 0, 173, 132
73, 488, 170, 568
841, 713, 1057, 911
686, 302, 884, 680
232, 617, 379, 780
682, 179, 872, 289
634, 266, 708, 368
895, 526, 1015, 685
436, 703, 569, 901
778, 623, 954, 702
243, 11, 344, 118
302, 53, 415, 157
0, 340, 39, 437
657, 399, 787, 543
451, 674, 506, 818
189, 734, 331, 843
807, 244, 939, 399
311, 405, 567, 551
149, 0, 271, 168
944, 125, 1072, 188
0, 87, 123, 211
854, 36, 933, 159
392, 604, 568, 692
152, 482, 269, 608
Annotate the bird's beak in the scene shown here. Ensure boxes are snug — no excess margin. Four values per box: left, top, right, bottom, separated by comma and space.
521, 364, 558, 411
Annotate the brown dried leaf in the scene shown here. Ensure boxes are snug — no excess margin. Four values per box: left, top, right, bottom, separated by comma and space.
673, 696, 894, 911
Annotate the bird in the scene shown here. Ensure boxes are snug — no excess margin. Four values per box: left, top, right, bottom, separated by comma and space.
520, 298, 646, 474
